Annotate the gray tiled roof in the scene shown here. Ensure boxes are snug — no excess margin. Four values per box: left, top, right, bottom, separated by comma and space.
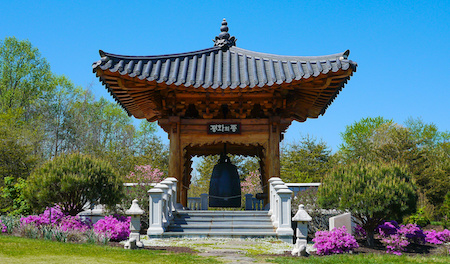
92, 47, 357, 89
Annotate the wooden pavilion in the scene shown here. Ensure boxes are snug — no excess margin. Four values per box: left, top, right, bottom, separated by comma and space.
92, 19, 357, 207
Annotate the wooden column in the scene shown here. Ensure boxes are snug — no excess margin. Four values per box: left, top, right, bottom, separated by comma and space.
265, 116, 281, 205
168, 116, 182, 204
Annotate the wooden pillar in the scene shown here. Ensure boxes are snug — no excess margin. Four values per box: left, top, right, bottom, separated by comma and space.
168, 116, 182, 204
265, 116, 281, 205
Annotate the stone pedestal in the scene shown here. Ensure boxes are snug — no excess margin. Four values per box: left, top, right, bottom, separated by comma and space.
292, 204, 312, 256
125, 199, 144, 249
148, 187, 164, 236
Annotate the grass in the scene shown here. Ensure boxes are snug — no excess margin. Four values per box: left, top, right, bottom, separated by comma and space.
267, 253, 450, 264
0, 235, 219, 264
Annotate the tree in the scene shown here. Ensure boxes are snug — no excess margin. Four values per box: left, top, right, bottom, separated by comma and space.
318, 161, 417, 247
24, 153, 123, 215
281, 135, 332, 183
339, 116, 393, 162
0, 37, 54, 115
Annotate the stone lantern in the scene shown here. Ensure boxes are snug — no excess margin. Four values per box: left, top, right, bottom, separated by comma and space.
291, 204, 312, 256
124, 199, 144, 249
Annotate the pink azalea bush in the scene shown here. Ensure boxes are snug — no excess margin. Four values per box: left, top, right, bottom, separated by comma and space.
0, 219, 6, 233
382, 234, 410, 255
398, 224, 426, 244
313, 226, 359, 255
378, 221, 399, 237
59, 215, 91, 232
353, 224, 367, 239
378, 221, 426, 255
20, 205, 65, 227
425, 229, 450, 244
93, 215, 130, 241
18, 206, 130, 242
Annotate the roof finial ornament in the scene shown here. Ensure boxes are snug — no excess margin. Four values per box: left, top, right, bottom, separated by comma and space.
213, 18, 236, 49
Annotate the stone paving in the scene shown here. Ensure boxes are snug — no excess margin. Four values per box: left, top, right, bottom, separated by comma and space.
140, 236, 295, 263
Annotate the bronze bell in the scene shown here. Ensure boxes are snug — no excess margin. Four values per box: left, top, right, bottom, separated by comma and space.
209, 151, 241, 208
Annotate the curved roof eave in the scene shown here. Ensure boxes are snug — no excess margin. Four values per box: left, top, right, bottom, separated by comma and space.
92, 47, 357, 90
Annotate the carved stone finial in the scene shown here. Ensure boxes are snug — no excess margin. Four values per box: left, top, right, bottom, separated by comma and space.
213, 18, 237, 49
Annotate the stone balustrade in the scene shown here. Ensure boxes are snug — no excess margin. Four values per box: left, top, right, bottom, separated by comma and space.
147, 177, 178, 236
268, 177, 294, 238
147, 176, 294, 241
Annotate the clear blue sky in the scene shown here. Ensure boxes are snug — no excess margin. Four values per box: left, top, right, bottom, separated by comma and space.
2, 0, 449, 151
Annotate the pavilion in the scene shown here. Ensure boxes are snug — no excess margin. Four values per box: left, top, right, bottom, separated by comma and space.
92, 19, 357, 208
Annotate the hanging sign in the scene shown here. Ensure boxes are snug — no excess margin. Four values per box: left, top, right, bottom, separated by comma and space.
207, 123, 241, 134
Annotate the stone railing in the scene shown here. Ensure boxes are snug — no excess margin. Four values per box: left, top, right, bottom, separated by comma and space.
268, 177, 294, 237
187, 194, 208, 210
147, 177, 294, 238
147, 177, 178, 236
244, 194, 264, 210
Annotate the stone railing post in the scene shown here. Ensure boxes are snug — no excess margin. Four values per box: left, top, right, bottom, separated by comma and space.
268, 177, 282, 216
165, 177, 178, 212
276, 187, 294, 238
125, 199, 144, 249
273, 182, 287, 227
200, 193, 208, 210
245, 194, 253, 210
160, 179, 174, 220
147, 187, 164, 236
154, 183, 169, 228
292, 204, 312, 256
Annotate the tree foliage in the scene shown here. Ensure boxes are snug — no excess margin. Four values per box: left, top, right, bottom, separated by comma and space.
318, 161, 417, 246
281, 135, 331, 183
0, 37, 54, 114
0, 37, 168, 215
338, 116, 450, 214
24, 153, 123, 215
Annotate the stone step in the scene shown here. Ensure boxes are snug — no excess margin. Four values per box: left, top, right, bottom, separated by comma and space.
162, 230, 278, 238
161, 210, 286, 241
175, 210, 269, 216
172, 217, 272, 222
167, 224, 275, 230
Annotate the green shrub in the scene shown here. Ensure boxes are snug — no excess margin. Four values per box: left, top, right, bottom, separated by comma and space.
24, 153, 123, 215
318, 161, 418, 247
405, 208, 431, 227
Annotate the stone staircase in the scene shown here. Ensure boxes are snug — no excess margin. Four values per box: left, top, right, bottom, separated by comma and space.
162, 210, 292, 242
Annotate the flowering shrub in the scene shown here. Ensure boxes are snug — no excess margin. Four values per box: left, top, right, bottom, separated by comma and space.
59, 215, 91, 232
353, 224, 367, 239
378, 221, 399, 237
241, 170, 262, 195
382, 234, 410, 255
378, 221, 426, 255
313, 226, 359, 255
398, 224, 426, 244
93, 215, 130, 241
20, 205, 65, 227
0, 219, 7, 233
425, 229, 450, 244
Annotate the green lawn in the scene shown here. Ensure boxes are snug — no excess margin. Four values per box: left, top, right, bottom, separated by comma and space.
268, 253, 450, 264
0, 235, 219, 264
